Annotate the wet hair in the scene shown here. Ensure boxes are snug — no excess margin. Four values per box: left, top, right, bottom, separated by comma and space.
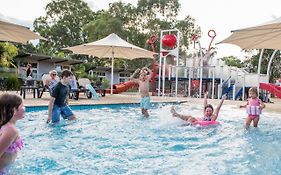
61, 69, 73, 78
249, 87, 258, 95
204, 104, 214, 111
0, 93, 22, 127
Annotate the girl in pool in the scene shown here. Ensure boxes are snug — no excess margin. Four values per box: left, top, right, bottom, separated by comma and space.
171, 92, 227, 125
0, 94, 24, 173
240, 87, 265, 129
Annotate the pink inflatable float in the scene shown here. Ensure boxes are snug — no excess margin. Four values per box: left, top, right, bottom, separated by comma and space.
193, 119, 220, 127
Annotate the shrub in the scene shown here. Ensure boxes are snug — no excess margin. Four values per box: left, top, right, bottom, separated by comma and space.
5, 76, 20, 90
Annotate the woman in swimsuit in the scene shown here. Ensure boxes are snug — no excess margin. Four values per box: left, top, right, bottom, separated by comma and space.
0, 94, 25, 172
171, 92, 227, 124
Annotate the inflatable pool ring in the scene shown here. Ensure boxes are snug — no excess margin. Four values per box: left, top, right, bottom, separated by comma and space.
193, 119, 220, 126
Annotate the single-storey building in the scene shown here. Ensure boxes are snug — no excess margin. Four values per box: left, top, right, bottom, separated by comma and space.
15, 53, 137, 85
15, 53, 83, 79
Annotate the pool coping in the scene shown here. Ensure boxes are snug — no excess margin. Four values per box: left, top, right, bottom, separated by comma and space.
26, 101, 187, 112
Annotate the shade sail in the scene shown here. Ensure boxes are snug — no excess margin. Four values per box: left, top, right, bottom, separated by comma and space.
63, 33, 155, 94
0, 20, 46, 44
64, 33, 154, 59
218, 16, 281, 50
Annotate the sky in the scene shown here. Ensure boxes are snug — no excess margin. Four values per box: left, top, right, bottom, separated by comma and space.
1, 0, 281, 59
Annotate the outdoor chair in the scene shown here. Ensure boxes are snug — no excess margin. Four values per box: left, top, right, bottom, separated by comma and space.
20, 78, 41, 99
71, 78, 94, 100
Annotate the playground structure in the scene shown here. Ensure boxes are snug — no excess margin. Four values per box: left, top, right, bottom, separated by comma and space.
148, 29, 280, 101
107, 28, 281, 101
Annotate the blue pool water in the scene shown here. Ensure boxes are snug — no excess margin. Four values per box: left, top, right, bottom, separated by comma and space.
8, 103, 281, 175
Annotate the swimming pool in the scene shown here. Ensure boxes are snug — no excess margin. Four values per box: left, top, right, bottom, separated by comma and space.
9, 103, 281, 174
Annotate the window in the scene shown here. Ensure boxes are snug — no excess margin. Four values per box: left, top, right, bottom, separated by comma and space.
119, 73, 131, 83
94, 72, 106, 82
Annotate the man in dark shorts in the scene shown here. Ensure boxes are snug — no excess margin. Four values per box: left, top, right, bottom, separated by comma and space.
47, 69, 76, 123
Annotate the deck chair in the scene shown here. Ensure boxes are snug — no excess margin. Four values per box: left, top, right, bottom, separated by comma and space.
78, 78, 99, 100
70, 78, 99, 100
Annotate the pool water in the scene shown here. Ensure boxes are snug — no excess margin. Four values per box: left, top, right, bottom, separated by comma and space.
9, 103, 281, 175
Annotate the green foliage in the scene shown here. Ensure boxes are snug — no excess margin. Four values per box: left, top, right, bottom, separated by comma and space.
221, 56, 244, 68
244, 49, 281, 82
4, 76, 20, 90
101, 78, 110, 89
83, 12, 123, 41
33, 0, 95, 55
0, 42, 18, 68
33, 0, 201, 69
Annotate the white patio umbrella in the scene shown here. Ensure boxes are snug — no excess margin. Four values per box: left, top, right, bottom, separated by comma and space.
217, 16, 281, 50
64, 33, 154, 94
0, 20, 46, 44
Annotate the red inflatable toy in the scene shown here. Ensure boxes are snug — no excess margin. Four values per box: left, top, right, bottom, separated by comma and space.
162, 34, 177, 48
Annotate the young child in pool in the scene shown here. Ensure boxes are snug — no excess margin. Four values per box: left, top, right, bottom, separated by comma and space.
130, 67, 152, 117
0, 94, 25, 173
240, 87, 265, 129
171, 92, 227, 124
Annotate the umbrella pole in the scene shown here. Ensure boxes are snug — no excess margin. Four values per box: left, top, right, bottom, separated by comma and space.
111, 51, 114, 95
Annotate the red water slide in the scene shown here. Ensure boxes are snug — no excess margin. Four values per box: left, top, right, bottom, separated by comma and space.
259, 83, 281, 98
105, 80, 138, 94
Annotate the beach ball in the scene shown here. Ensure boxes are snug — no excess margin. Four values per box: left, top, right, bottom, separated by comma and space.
162, 34, 177, 48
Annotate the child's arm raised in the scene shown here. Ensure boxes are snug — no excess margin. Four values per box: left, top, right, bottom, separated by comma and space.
212, 94, 227, 121
129, 68, 141, 82
203, 91, 208, 110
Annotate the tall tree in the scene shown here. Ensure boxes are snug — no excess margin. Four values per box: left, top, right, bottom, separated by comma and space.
244, 49, 281, 82
33, 0, 95, 55
222, 56, 244, 68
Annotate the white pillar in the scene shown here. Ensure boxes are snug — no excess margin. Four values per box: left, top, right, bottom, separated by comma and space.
162, 56, 166, 96
242, 73, 245, 101
257, 49, 264, 94
188, 67, 191, 97
266, 50, 278, 77
110, 51, 114, 95
212, 66, 215, 99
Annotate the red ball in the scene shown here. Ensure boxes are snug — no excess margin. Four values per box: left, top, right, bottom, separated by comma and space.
162, 34, 177, 48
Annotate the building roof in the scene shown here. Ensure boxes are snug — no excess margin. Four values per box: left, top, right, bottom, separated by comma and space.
16, 53, 83, 65
86, 66, 135, 73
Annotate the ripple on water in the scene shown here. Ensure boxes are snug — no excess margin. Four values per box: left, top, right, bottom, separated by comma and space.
9, 103, 281, 174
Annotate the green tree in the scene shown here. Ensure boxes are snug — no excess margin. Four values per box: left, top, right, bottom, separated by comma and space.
33, 0, 95, 55
244, 49, 281, 82
221, 56, 244, 68
0, 42, 18, 68
83, 0, 200, 69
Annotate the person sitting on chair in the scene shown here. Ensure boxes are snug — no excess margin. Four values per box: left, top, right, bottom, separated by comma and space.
45, 70, 59, 93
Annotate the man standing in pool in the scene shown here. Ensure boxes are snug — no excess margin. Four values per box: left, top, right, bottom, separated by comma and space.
47, 69, 76, 123
171, 92, 227, 124
130, 67, 152, 117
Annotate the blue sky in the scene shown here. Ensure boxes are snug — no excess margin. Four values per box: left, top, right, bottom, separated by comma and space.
1, 0, 281, 59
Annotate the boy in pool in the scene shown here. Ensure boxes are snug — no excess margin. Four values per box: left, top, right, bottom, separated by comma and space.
240, 87, 265, 129
47, 69, 76, 124
130, 67, 152, 117
171, 92, 227, 124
